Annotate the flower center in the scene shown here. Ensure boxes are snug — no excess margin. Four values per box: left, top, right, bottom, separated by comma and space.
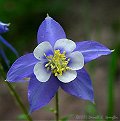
44, 50, 71, 76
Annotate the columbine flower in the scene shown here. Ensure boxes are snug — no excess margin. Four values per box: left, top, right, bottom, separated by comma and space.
0, 21, 9, 34
0, 21, 18, 66
6, 15, 112, 113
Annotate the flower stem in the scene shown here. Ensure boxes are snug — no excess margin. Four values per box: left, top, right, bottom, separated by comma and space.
0, 65, 32, 121
55, 91, 59, 121
5, 82, 32, 121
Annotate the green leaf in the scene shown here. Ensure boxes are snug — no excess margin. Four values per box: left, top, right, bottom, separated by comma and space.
60, 114, 73, 121
17, 114, 27, 120
44, 106, 56, 114
85, 103, 97, 115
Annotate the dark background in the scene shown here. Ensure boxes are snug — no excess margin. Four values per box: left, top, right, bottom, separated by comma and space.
0, 0, 120, 120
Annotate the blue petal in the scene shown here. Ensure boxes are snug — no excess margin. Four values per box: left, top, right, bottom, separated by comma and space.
28, 74, 59, 113
37, 16, 66, 46
0, 21, 9, 34
75, 41, 112, 63
0, 49, 10, 67
0, 35, 19, 57
60, 68, 94, 103
6, 53, 38, 82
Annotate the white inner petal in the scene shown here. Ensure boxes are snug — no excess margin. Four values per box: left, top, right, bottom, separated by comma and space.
33, 41, 53, 60
57, 70, 77, 83
54, 39, 76, 53
68, 51, 84, 70
34, 62, 51, 82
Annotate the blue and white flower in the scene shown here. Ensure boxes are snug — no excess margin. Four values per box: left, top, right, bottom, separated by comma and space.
6, 15, 112, 113
0, 21, 9, 34
0, 21, 18, 66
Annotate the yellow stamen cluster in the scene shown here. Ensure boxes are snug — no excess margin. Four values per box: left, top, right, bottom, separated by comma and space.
44, 50, 70, 76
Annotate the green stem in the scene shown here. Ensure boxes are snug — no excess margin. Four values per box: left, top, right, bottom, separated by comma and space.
55, 91, 59, 121
0, 65, 32, 121
107, 52, 117, 118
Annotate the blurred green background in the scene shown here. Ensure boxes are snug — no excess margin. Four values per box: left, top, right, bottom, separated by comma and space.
0, 0, 120, 120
